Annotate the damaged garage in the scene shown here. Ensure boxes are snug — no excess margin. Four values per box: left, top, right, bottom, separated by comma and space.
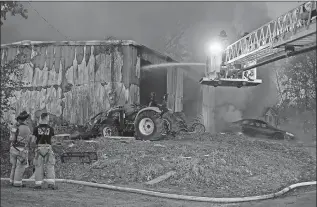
0, 40, 184, 128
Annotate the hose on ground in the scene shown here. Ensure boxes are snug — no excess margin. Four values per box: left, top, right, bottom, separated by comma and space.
1, 178, 315, 203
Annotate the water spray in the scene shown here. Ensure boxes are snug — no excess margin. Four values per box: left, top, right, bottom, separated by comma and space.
141, 62, 205, 70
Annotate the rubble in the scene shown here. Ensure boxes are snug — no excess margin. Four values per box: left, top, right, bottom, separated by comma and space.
1, 131, 316, 197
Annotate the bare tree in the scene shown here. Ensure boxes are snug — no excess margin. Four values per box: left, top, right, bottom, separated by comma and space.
157, 21, 196, 62
104, 35, 119, 40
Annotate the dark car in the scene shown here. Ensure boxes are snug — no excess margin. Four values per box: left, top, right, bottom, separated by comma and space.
228, 119, 295, 140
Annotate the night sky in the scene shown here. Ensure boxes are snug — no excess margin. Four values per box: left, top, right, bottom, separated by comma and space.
1, 1, 300, 52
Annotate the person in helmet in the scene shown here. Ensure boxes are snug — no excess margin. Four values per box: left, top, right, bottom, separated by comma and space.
206, 30, 229, 81
9, 111, 34, 187
148, 92, 158, 107
220, 30, 229, 71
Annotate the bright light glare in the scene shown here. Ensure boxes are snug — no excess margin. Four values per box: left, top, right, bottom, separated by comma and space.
208, 42, 223, 54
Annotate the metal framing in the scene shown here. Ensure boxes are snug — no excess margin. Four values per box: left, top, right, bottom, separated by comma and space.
224, 1, 317, 68
199, 77, 262, 88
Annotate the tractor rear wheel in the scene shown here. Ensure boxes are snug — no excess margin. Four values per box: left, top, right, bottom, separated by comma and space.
134, 110, 165, 141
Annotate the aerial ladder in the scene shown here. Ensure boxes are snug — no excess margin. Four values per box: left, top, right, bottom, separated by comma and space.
200, 1, 316, 88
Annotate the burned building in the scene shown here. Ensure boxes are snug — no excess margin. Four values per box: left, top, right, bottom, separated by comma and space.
1, 40, 184, 126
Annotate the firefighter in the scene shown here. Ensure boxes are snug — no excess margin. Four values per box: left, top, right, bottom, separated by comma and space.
33, 112, 57, 190
9, 111, 33, 187
162, 93, 168, 108
219, 30, 229, 79
206, 30, 229, 81
148, 92, 158, 107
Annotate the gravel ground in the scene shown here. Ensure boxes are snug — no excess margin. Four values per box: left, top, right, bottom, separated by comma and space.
1, 181, 315, 207
1, 132, 316, 198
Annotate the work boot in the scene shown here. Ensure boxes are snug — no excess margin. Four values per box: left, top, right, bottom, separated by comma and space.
47, 184, 58, 190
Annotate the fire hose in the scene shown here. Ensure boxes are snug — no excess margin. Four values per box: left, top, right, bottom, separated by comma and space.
1, 178, 315, 203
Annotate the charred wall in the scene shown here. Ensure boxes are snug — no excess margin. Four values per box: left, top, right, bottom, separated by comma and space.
139, 59, 167, 106
139, 47, 183, 112
1, 42, 141, 126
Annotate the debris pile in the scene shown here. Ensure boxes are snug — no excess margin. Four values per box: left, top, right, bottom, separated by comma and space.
1, 130, 315, 197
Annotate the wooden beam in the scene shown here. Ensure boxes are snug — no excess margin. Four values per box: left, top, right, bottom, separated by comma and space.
167, 68, 175, 111
175, 68, 184, 112
145, 171, 176, 185
202, 86, 216, 133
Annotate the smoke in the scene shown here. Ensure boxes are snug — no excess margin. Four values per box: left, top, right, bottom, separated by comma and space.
223, 105, 242, 122
215, 104, 242, 132
212, 63, 279, 132
243, 64, 278, 118
209, 2, 276, 132
0, 25, 23, 44
212, 65, 278, 132
232, 2, 271, 36
180, 2, 278, 132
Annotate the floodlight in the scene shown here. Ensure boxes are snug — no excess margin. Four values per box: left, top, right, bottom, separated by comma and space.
208, 42, 223, 54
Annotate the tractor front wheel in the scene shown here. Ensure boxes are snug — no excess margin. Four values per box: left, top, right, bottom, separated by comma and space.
134, 111, 165, 141
101, 125, 119, 138
189, 123, 206, 134
161, 111, 181, 135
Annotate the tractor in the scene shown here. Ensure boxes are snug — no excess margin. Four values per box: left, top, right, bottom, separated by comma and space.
69, 93, 205, 141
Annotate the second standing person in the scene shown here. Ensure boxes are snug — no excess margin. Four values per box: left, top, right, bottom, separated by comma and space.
32, 112, 57, 190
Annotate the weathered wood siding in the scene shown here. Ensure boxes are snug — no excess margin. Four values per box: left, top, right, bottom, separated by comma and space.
1, 42, 140, 125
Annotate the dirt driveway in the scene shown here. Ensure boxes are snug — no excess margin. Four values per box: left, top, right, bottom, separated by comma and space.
0, 182, 234, 207
1, 182, 315, 207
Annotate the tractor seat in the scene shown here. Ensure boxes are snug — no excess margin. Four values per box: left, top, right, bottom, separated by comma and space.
123, 104, 138, 117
